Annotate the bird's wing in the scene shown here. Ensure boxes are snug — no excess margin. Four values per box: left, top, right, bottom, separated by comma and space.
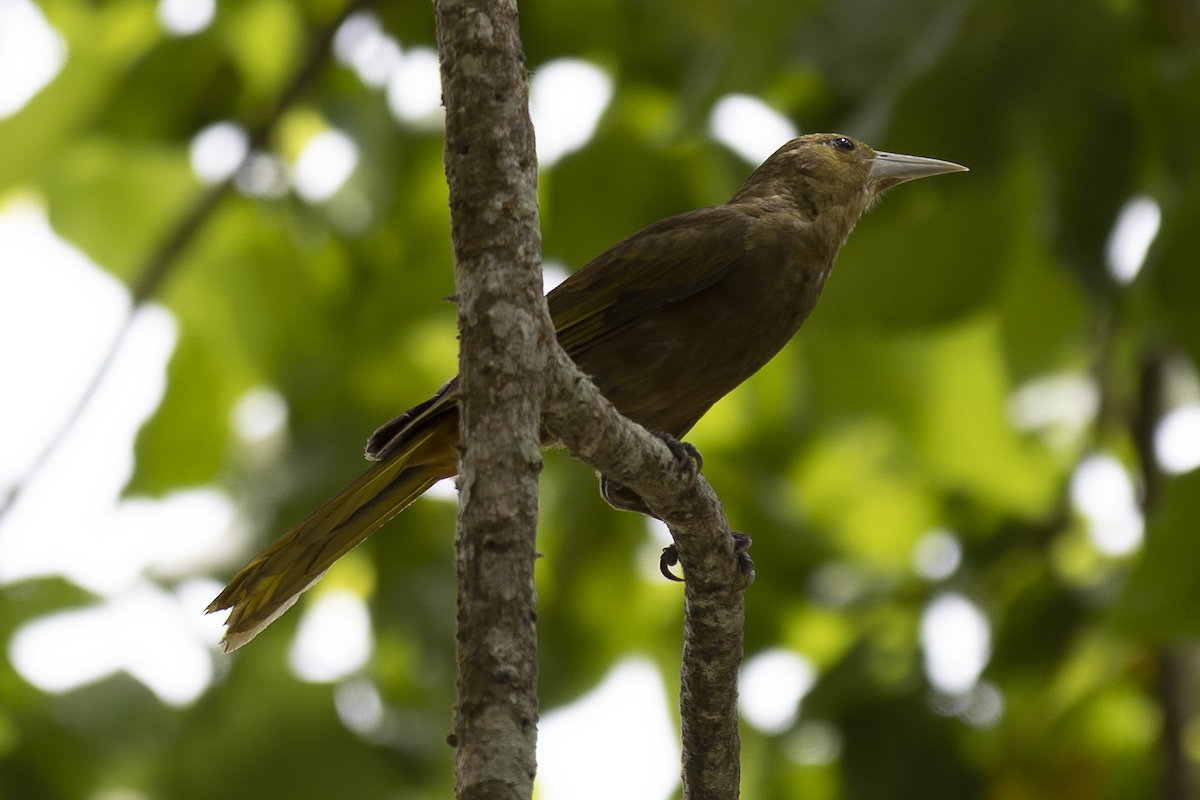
367, 207, 753, 459
547, 206, 753, 355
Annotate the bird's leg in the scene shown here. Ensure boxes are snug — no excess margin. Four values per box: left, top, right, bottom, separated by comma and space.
658, 532, 754, 586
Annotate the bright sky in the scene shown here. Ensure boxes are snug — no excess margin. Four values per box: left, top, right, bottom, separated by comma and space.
1106, 195, 1161, 284
0, 196, 236, 705
1070, 454, 1145, 556
920, 593, 991, 695
156, 0, 214, 37
537, 659, 680, 800
709, 93, 798, 164
0, 0, 65, 118
911, 528, 962, 580
739, 648, 816, 734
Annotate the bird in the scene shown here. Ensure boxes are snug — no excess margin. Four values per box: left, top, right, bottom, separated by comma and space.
207, 133, 966, 651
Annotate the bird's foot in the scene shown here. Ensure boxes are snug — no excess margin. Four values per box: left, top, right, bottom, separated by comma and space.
598, 433, 703, 515
659, 531, 755, 587
648, 430, 703, 485
733, 531, 755, 587
660, 543, 683, 581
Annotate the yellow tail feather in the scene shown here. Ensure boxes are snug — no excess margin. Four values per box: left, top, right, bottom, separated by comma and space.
207, 422, 455, 652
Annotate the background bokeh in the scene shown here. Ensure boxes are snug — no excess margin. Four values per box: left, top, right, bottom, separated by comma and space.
3, 0, 1200, 798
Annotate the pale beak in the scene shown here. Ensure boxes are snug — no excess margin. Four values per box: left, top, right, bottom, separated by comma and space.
868, 150, 968, 190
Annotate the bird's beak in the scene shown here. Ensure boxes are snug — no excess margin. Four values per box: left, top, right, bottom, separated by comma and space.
868, 150, 968, 190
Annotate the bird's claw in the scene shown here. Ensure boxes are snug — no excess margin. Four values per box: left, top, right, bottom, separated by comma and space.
660, 544, 683, 582
598, 435, 702, 515
601, 476, 653, 515
733, 531, 755, 587
657, 532, 755, 587
649, 430, 703, 485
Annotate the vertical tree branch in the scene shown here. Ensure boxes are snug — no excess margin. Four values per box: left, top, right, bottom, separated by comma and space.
1157, 649, 1193, 800
678, 540, 745, 800
433, 2, 545, 799
1133, 352, 1194, 800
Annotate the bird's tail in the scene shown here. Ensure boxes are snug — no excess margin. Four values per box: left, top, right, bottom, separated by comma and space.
206, 411, 459, 652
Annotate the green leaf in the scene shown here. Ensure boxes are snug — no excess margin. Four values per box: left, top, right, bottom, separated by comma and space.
0, 0, 160, 193
44, 138, 197, 284
218, 0, 303, 101
814, 176, 1011, 330
128, 328, 231, 494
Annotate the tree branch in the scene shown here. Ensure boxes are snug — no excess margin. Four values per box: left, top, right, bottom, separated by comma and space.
432, 3, 742, 796
433, 1, 544, 799
543, 348, 745, 800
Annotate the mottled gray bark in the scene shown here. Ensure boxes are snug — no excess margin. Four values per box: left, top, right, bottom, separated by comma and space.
435, 1, 744, 798
434, 1, 546, 798
543, 349, 745, 800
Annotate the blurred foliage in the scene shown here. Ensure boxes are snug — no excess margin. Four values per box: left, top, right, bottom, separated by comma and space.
3, 0, 1200, 797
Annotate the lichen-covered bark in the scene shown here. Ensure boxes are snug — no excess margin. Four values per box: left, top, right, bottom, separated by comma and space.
435, 3, 743, 797
434, 1, 547, 798
543, 349, 745, 800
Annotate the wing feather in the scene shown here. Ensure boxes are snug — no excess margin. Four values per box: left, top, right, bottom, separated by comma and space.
548, 206, 753, 355
365, 206, 755, 458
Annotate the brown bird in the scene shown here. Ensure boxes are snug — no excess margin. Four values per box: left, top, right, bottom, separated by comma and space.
208, 133, 966, 650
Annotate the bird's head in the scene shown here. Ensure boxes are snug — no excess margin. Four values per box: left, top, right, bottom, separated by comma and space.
733, 133, 967, 223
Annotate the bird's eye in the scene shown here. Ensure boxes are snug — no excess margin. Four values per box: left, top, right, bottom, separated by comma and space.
832, 137, 854, 152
